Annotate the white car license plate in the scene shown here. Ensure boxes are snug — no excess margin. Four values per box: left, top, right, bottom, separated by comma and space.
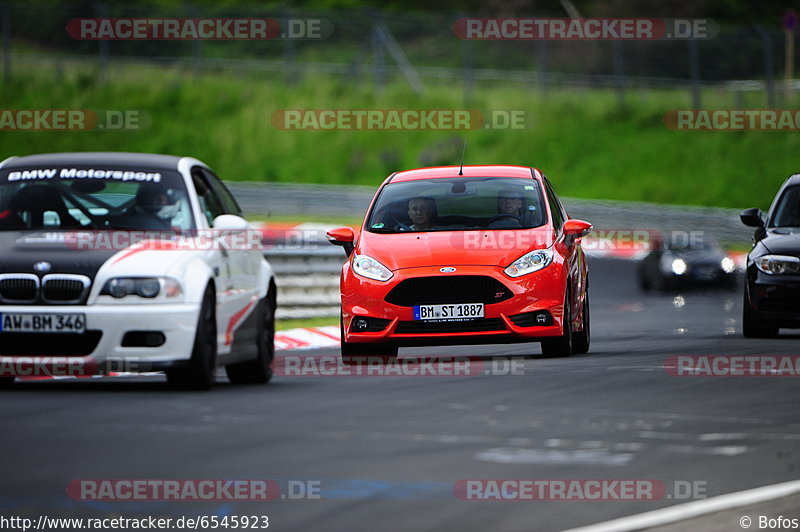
413, 303, 484, 321
0, 313, 86, 334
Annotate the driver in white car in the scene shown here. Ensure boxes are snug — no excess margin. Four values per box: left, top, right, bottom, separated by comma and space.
114, 185, 180, 230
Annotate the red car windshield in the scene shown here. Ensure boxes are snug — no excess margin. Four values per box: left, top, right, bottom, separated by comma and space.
365, 177, 547, 233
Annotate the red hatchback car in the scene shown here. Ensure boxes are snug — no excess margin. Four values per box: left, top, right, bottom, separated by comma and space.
326, 165, 592, 362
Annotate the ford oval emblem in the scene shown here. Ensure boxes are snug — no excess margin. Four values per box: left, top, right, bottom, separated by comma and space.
33, 261, 52, 273
440, 267, 457, 273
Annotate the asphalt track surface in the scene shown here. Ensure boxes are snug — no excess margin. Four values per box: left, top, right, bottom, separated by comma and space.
2, 258, 800, 532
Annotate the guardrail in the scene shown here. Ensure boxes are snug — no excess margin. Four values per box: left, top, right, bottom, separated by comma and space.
237, 182, 755, 320
267, 245, 344, 320
229, 182, 754, 244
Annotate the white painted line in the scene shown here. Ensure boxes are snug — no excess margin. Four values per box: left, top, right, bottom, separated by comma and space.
477, 447, 634, 466
561, 479, 800, 532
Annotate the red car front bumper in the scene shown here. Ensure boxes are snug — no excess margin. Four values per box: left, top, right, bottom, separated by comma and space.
340, 263, 569, 347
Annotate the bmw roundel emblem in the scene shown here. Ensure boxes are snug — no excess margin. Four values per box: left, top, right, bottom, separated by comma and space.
33, 261, 52, 273
440, 267, 457, 273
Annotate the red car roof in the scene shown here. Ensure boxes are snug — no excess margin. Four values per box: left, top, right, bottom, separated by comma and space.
390, 165, 540, 183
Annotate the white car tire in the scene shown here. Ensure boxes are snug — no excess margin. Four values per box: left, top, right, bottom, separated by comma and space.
225, 286, 275, 385
167, 284, 217, 390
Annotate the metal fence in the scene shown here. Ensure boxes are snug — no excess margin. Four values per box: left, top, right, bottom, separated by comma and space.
232, 182, 754, 319
229, 181, 754, 243
1, 3, 795, 104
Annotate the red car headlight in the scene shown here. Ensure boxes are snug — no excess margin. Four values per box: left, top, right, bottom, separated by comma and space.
352, 254, 394, 282
504, 248, 554, 278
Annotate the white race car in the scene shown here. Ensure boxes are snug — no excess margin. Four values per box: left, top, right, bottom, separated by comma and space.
0, 152, 275, 389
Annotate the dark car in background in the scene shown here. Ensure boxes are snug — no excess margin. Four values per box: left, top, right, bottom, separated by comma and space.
637, 233, 737, 291
741, 174, 800, 337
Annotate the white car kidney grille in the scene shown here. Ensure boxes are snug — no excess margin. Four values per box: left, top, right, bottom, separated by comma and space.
0, 274, 91, 304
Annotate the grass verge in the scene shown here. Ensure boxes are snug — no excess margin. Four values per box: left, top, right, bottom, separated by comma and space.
2, 59, 795, 210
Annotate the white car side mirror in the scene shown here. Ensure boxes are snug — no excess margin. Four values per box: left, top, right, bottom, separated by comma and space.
212, 214, 250, 231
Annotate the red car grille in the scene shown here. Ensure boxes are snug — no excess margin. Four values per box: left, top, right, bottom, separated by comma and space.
385, 276, 513, 306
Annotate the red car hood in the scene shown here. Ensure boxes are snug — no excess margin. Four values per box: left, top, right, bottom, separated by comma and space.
358, 229, 554, 270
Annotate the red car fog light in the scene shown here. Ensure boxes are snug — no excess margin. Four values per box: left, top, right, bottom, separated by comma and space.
509, 310, 554, 327
350, 317, 391, 333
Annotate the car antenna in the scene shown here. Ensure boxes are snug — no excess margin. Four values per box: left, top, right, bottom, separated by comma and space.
458, 136, 467, 176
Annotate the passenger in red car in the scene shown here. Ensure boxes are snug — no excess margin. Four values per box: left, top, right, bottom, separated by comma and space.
497, 187, 525, 217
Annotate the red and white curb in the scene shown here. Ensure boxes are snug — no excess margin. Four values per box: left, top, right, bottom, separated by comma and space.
275, 326, 340, 351
253, 221, 750, 267
13, 326, 340, 381
252, 221, 332, 248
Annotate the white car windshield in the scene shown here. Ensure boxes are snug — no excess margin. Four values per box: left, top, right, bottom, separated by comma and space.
0, 167, 195, 231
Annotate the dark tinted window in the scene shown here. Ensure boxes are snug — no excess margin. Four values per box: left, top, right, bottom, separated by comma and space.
191, 167, 225, 225
0, 166, 194, 230
771, 186, 800, 227
201, 168, 242, 216
543, 177, 565, 229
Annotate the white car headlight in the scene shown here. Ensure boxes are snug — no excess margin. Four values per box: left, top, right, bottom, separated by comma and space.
671, 258, 687, 275
101, 277, 183, 299
721, 257, 736, 274
504, 248, 554, 278
352, 254, 393, 282
756, 255, 800, 275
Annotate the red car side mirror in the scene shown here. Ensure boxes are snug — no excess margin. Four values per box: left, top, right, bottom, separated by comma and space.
563, 219, 592, 238
326, 226, 356, 256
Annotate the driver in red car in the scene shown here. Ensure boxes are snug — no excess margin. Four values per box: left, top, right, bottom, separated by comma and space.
408, 196, 441, 231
